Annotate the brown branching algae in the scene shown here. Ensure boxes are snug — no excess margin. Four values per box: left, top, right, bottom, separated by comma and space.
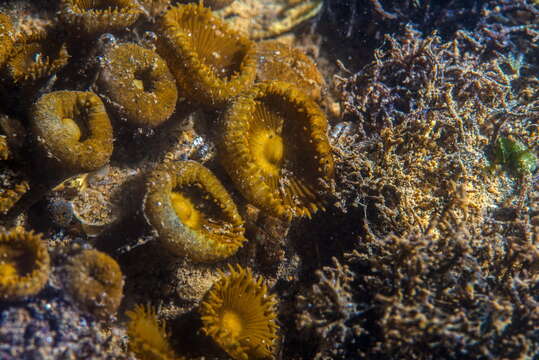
97, 42, 178, 128
296, 257, 358, 359
219, 80, 334, 220
157, 2, 257, 107
297, 185, 539, 359
200, 264, 279, 360
65, 249, 124, 319
144, 160, 246, 262
126, 303, 178, 360
0, 227, 50, 301
332, 27, 537, 238
31, 90, 114, 173
59, 0, 142, 36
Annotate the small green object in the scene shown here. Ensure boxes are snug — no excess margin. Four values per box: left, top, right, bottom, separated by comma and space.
493, 136, 538, 176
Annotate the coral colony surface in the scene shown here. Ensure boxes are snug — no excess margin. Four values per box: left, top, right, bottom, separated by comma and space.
0, 0, 537, 359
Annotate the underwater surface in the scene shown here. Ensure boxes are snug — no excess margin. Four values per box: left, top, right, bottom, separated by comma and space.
0, 0, 538, 359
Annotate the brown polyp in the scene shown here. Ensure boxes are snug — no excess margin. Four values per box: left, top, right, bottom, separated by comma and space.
97, 42, 178, 128
65, 249, 124, 318
59, 0, 142, 35
4, 31, 70, 84
219, 80, 334, 220
0, 227, 50, 301
126, 303, 179, 360
256, 40, 325, 102
143, 160, 246, 263
31, 90, 113, 173
199, 264, 279, 360
0, 13, 15, 68
157, 2, 257, 107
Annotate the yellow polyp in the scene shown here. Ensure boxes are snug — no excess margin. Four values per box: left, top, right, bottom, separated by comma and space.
221, 310, 243, 338
157, 2, 257, 107
0, 136, 8, 160
264, 134, 284, 165
5, 30, 70, 84
200, 265, 279, 360
65, 249, 124, 318
31, 91, 113, 173
59, 0, 142, 35
251, 130, 283, 178
0, 228, 50, 300
97, 43, 177, 127
170, 191, 201, 230
133, 79, 145, 91
0, 181, 30, 215
0, 13, 15, 68
0, 263, 17, 285
144, 161, 246, 262
61, 117, 82, 141
126, 304, 178, 360
255, 40, 325, 102
219, 81, 334, 220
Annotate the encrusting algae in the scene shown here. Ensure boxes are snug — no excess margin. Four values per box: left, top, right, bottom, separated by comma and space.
219, 80, 334, 220
97, 42, 178, 128
144, 160, 246, 263
31, 90, 113, 173
126, 303, 179, 360
59, 0, 142, 36
157, 2, 257, 107
0, 227, 50, 301
64, 249, 124, 319
200, 264, 279, 360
